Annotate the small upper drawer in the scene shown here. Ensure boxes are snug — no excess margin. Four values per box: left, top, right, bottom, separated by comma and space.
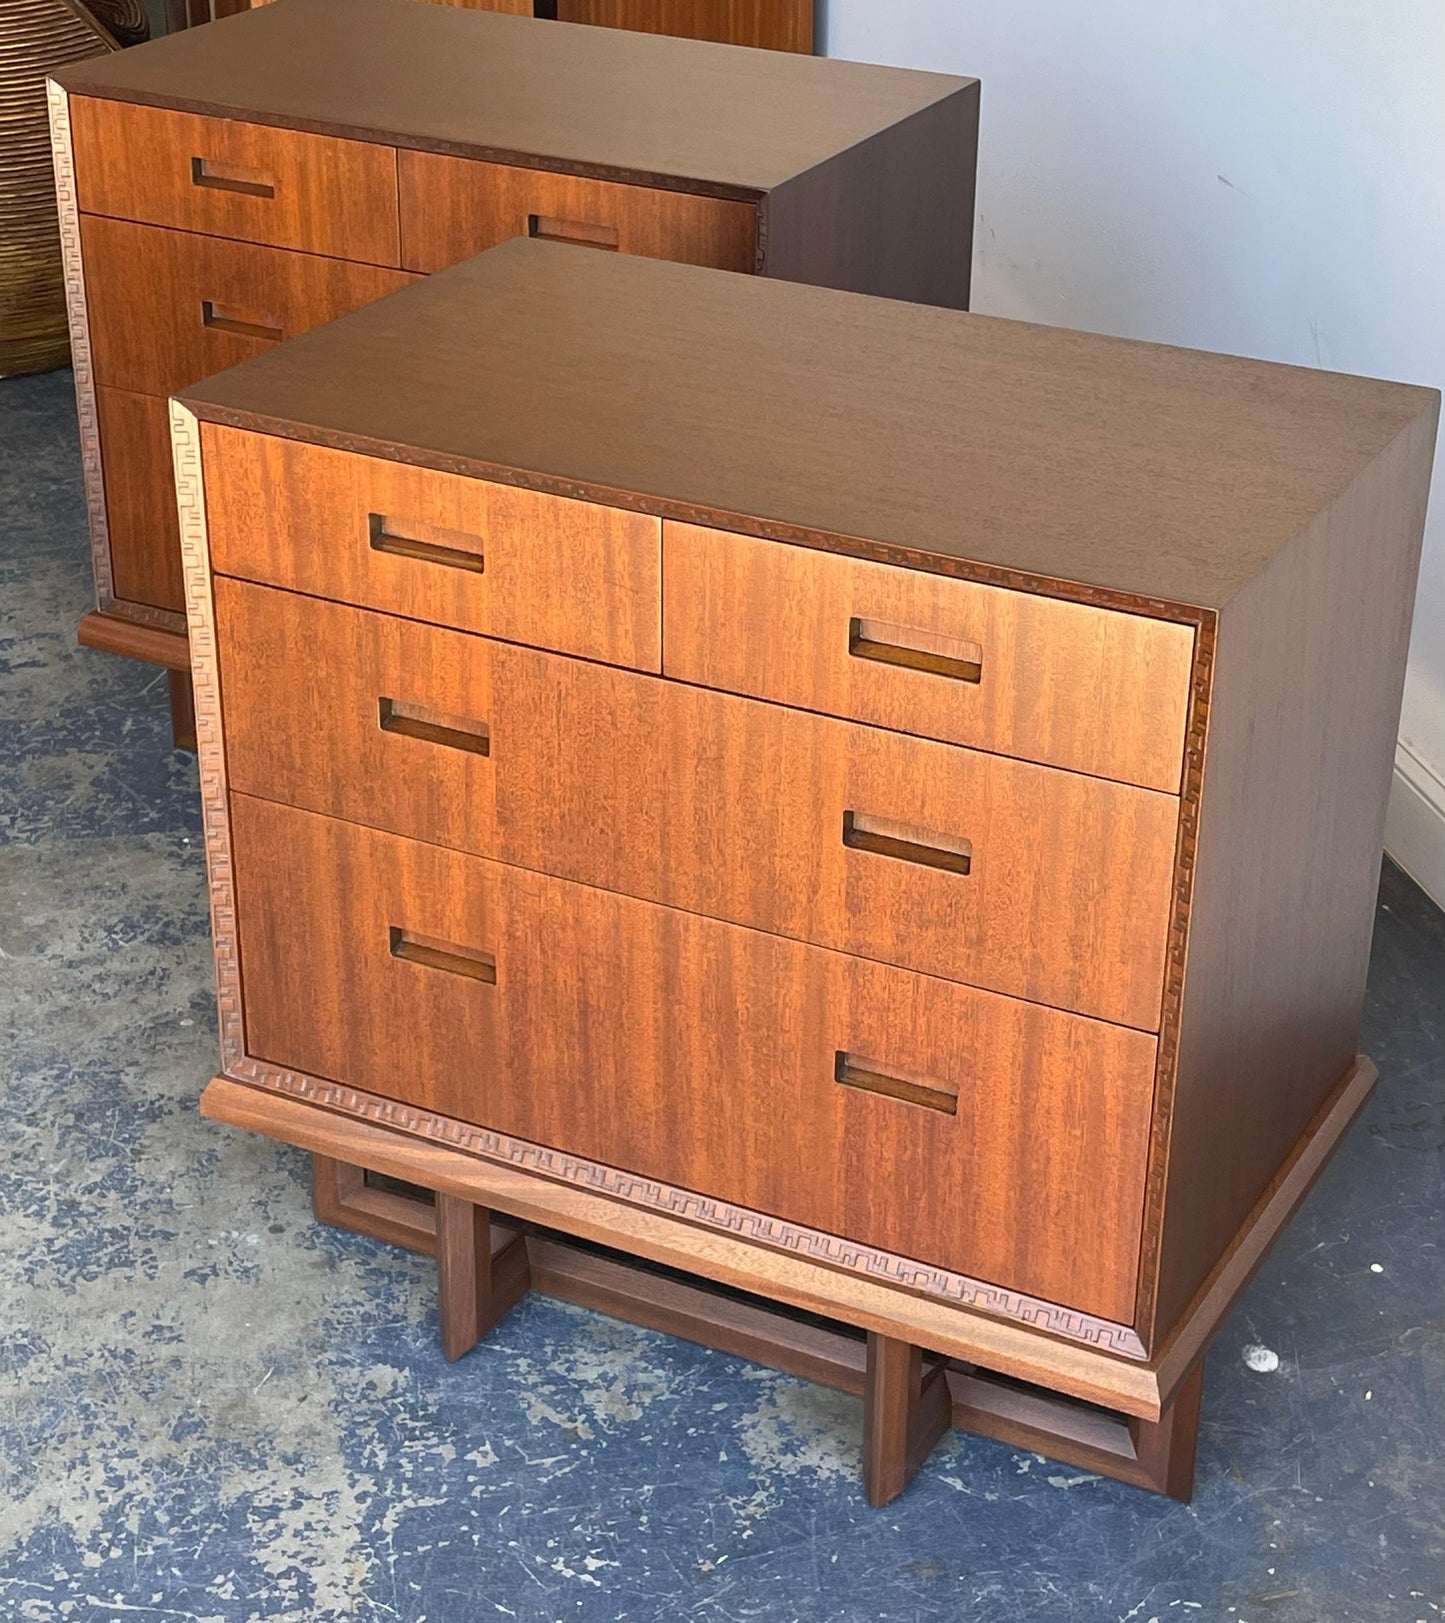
398, 148, 758, 275
201, 426, 661, 672
69, 96, 401, 265
664, 523, 1196, 794
83, 217, 415, 400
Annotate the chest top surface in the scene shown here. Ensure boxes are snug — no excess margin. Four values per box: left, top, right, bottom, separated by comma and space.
177, 238, 1437, 610
53, 0, 969, 195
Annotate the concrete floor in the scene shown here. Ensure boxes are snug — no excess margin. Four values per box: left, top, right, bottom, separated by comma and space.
2, 365, 1444, 1622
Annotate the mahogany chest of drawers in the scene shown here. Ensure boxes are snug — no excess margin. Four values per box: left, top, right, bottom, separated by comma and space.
48, 0, 975, 737
175, 241, 1435, 1504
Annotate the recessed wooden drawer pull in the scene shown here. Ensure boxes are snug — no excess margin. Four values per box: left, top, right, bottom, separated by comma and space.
842, 810, 972, 876
200, 300, 283, 342
378, 696, 491, 756
528, 213, 620, 251
848, 617, 982, 684
389, 926, 496, 984
190, 155, 275, 199
835, 1052, 959, 1116
368, 513, 486, 573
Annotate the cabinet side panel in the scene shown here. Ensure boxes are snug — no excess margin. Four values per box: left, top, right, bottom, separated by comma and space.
759, 86, 977, 310
1151, 406, 1438, 1343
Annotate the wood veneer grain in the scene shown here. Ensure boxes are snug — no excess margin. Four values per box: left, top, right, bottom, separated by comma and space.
759, 79, 976, 308
398, 150, 757, 275
555, 0, 813, 52
228, 792, 1156, 1322
1147, 407, 1439, 1342
663, 521, 1194, 792
81, 217, 416, 402
69, 94, 401, 263
56, 0, 961, 197
215, 581, 1178, 1028
96, 386, 184, 613
201, 426, 661, 670
180, 241, 1435, 612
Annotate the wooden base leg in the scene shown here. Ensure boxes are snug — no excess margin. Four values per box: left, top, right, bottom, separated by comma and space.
312, 1155, 439, 1256
1130, 1361, 1204, 1501
435, 1194, 532, 1363
863, 1333, 951, 1507
168, 668, 197, 752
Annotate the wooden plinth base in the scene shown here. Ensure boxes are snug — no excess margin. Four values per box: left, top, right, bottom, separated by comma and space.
312, 1157, 1203, 1504
168, 670, 197, 752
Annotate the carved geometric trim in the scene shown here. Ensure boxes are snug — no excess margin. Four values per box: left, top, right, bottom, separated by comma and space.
177, 410, 1148, 1366
47, 82, 115, 613
106, 600, 189, 637
230, 1054, 1151, 1361
171, 404, 245, 1070
1133, 610, 1217, 1345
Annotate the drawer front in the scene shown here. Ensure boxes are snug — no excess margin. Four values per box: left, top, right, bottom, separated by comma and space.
69, 96, 400, 264
398, 148, 758, 275
82, 216, 416, 401
664, 523, 1196, 794
202, 427, 661, 671
556, 0, 814, 51
217, 583, 1177, 1029
232, 793, 1154, 1324
97, 386, 183, 613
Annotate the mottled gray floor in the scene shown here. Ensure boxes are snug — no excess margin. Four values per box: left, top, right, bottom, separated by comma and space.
2, 366, 1443, 1623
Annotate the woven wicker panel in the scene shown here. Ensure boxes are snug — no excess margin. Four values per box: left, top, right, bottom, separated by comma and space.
0, 0, 143, 379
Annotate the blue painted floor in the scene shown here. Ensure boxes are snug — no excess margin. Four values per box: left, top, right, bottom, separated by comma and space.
2, 366, 1443, 1622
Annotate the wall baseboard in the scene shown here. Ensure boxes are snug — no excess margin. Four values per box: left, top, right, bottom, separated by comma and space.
1384, 737, 1445, 911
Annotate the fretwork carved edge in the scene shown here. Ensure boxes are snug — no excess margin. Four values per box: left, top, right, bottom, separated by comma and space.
47, 82, 115, 615
232, 1052, 1150, 1359
173, 404, 246, 1066
1133, 611, 1217, 1346
175, 410, 1149, 1365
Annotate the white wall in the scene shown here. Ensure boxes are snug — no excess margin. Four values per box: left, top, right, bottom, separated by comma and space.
821, 0, 1445, 906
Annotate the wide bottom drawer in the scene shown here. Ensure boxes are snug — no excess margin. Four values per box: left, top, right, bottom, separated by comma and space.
230, 794, 1155, 1325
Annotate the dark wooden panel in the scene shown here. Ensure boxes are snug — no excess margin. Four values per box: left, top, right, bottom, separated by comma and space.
229, 792, 1156, 1322
398, 150, 756, 275
202, 426, 661, 670
663, 521, 1194, 792
214, 580, 1177, 1028
179, 240, 1438, 613
96, 386, 183, 614
82, 216, 415, 401
760, 75, 975, 308
69, 94, 400, 263
1148, 405, 1439, 1342
56, 0, 962, 196
556, 0, 812, 52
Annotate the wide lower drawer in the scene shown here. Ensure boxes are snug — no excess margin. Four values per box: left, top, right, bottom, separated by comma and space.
230, 793, 1155, 1324
201, 427, 661, 671
69, 96, 401, 265
215, 580, 1178, 1029
97, 386, 183, 613
82, 216, 416, 401
664, 522, 1196, 794
398, 148, 758, 275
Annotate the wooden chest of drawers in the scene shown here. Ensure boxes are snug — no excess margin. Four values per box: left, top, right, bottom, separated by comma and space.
48, 0, 976, 735
175, 241, 1436, 1504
